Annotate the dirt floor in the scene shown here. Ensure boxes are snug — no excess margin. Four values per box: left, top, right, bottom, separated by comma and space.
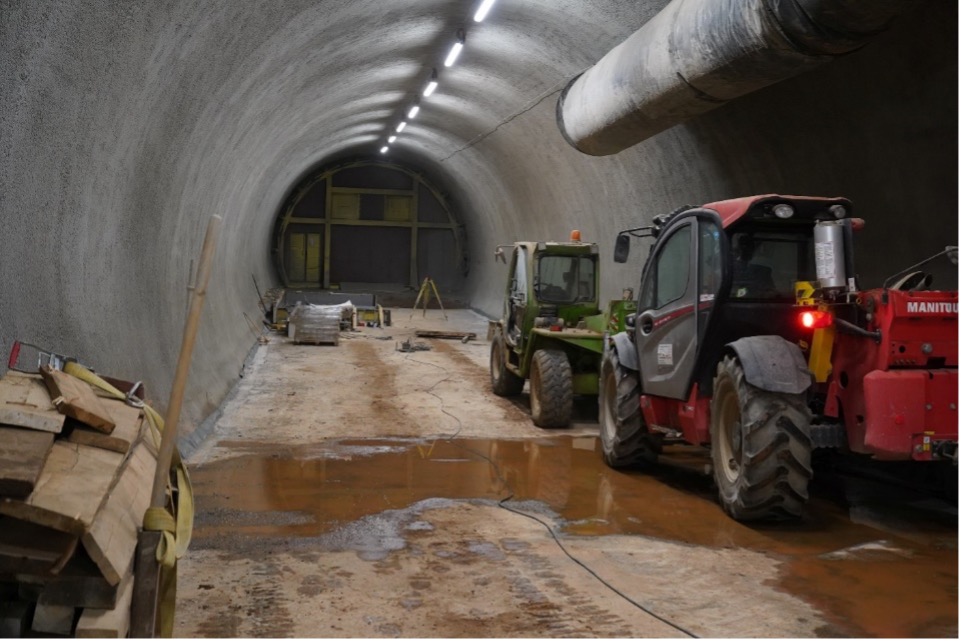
176, 309, 958, 638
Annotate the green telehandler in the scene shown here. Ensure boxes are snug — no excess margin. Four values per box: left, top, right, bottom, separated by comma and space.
489, 230, 635, 427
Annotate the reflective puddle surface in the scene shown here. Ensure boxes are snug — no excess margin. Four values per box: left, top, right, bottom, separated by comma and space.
191, 437, 958, 637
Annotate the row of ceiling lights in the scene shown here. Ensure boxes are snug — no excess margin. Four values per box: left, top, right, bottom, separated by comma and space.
380, 0, 499, 154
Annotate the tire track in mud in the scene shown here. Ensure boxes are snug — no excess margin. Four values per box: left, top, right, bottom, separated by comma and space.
345, 340, 420, 431
245, 559, 296, 637
188, 557, 296, 638
503, 542, 637, 637
416, 339, 534, 424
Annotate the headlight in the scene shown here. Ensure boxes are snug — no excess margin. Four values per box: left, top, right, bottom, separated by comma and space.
829, 204, 847, 219
773, 204, 794, 219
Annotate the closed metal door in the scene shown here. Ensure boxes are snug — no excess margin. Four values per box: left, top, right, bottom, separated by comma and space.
288, 233, 306, 282
288, 232, 322, 284
305, 234, 321, 283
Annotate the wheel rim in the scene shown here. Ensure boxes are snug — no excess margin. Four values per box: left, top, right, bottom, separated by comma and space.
717, 383, 742, 485
491, 341, 503, 383
530, 361, 542, 417
601, 369, 616, 443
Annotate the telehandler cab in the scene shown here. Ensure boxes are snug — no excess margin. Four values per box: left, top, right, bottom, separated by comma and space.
603, 195, 958, 520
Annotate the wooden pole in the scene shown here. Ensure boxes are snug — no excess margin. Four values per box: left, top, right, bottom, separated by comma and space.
150, 214, 222, 507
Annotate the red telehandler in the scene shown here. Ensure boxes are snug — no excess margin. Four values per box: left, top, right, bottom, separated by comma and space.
602, 195, 958, 520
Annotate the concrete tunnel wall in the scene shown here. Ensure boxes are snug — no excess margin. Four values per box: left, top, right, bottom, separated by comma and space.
1, 1, 956, 446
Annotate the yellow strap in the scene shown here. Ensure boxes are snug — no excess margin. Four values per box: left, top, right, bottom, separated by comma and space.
174, 464, 193, 557
63, 362, 164, 448
144, 506, 178, 567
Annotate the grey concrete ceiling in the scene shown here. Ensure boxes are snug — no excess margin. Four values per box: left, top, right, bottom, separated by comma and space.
0, 0, 956, 439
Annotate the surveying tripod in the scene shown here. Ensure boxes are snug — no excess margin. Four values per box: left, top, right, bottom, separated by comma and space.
410, 277, 447, 320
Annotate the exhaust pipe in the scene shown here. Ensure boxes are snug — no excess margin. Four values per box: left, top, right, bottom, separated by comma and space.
557, 0, 918, 156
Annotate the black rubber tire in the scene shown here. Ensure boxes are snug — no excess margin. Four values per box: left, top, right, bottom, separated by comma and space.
490, 333, 524, 396
710, 354, 813, 521
529, 349, 573, 428
599, 349, 658, 468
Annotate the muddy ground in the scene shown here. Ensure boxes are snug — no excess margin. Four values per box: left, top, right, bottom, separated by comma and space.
176, 309, 958, 638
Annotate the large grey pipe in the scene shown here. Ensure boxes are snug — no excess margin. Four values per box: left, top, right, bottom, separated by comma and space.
557, 0, 919, 156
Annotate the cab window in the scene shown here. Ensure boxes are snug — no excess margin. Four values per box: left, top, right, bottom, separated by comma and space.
537, 255, 596, 303
729, 230, 814, 299
640, 225, 691, 310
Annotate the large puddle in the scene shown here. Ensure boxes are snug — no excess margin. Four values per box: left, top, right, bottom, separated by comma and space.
190, 436, 958, 637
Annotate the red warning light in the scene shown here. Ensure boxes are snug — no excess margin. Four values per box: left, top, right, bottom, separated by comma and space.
800, 310, 833, 329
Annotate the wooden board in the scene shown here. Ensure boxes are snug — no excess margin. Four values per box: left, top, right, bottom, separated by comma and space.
67, 400, 144, 454
129, 530, 163, 638
415, 330, 478, 340
18, 548, 128, 609
0, 426, 55, 498
31, 602, 75, 635
40, 366, 116, 433
75, 571, 133, 638
82, 443, 156, 585
0, 516, 78, 576
0, 442, 125, 535
0, 372, 65, 434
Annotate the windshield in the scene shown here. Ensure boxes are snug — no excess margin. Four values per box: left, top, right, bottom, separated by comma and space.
537, 255, 596, 303
729, 230, 814, 300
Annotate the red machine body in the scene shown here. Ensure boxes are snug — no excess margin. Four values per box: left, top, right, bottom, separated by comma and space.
823, 289, 959, 460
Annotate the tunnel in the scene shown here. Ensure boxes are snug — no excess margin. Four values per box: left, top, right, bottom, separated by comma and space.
1, 0, 956, 448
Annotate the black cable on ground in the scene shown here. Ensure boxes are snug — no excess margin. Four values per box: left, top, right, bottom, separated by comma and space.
402, 347, 699, 637
451, 440, 700, 639
401, 353, 464, 440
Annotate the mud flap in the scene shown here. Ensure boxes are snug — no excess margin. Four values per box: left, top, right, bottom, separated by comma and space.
610, 332, 638, 371
727, 336, 811, 395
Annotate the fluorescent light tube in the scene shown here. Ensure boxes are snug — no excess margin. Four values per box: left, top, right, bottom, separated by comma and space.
444, 41, 463, 67
388, 135, 397, 143
380, 146, 388, 154
407, 105, 420, 119
474, 0, 497, 22
423, 80, 438, 97
396, 121, 407, 132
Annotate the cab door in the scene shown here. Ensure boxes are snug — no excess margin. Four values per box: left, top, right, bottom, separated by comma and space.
635, 214, 725, 400
505, 246, 529, 347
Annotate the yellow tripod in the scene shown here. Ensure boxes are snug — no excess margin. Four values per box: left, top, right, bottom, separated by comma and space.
410, 277, 448, 320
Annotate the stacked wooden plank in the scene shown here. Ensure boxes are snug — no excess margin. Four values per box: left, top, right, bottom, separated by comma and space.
0, 369, 157, 637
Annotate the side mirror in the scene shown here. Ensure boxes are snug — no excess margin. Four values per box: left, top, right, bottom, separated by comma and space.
947, 246, 958, 266
614, 234, 630, 263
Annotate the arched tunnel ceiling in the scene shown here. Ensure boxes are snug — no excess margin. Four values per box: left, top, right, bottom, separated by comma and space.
0, 0, 956, 443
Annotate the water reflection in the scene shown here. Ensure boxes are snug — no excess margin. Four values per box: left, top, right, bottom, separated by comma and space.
191, 436, 957, 637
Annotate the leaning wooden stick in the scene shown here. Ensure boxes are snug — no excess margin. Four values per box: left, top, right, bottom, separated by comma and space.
151, 214, 222, 507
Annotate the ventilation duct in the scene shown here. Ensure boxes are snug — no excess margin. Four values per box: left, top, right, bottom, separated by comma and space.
557, 0, 919, 156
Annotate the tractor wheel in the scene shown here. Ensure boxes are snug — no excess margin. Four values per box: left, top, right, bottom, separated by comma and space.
529, 349, 572, 428
710, 354, 813, 521
490, 333, 524, 396
599, 349, 658, 468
